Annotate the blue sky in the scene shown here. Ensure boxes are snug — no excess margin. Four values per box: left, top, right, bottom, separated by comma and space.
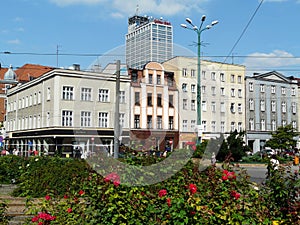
1, 0, 300, 76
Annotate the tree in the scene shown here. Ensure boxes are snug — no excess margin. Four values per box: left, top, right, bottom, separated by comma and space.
216, 130, 249, 162
265, 124, 298, 151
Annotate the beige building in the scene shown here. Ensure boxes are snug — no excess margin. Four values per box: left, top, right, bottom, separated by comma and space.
5, 66, 131, 157
129, 62, 179, 152
163, 56, 246, 148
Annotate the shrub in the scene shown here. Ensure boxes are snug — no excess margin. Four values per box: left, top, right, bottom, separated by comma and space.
0, 155, 25, 184
0, 201, 8, 225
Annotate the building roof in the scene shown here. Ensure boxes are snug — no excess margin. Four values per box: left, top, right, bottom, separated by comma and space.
15, 64, 54, 82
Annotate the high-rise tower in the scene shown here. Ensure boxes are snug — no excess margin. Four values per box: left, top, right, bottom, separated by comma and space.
125, 14, 173, 69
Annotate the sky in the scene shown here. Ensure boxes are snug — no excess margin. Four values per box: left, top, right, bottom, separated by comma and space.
1, 0, 300, 77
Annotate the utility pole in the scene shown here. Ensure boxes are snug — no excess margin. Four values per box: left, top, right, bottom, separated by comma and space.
114, 60, 121, 158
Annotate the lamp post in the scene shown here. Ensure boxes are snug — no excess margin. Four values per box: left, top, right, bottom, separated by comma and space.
181, 16, 218, 144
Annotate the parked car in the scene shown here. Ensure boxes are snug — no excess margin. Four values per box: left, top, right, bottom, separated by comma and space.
260, 149, 276, 156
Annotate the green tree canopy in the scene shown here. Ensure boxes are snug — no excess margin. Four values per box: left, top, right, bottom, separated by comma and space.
265, 124, 298, 151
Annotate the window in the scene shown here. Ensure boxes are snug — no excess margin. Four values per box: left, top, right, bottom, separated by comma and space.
157, 116, 162, 129
249, 98, 254, 111
169, 116, 174, 129
99, 89, 109, 102
157, 75, 161, 85
183, 99, 188, 110
271, 101, 276, 112
183, 120, 188, 131
147, 93, 152, 106
237, 76, 242, 83
191, 84, 196, 93
220, 73, 225, 82
46, 113, 50, 127
47, 87, 51, 100
282, 102, 286, 113
260, 84, 265, 93
147, 115, 152, 128
134, 115, 140, 128
81, 87, 92, 101
201, 86, 206, 94
238, 122, 242, 132
62, 110, 73, 126
211, 121, 216, 132
231, 122, 235, 131
220, 87, 225, 96
132, 72, 138, 82
135, 92, 140, 105
191, 100, 195, 111
182, 83, 187, 92
202, 101, 207, 111
25, 96, 28, 107
211, 102, 216, 112
291, 87, 296, 96
62, 86, 74, 100
282, 120, 287, 127
292, 121, 297, 129
230, 103, 235, 113
81, 111, 91, 127
249, 82, 253, 92
119, 113, 125, 128
230, 74, 235, 83
148, 74, 153, 84
271, 85, 276, 94
281, 87, 286, 95
191, 120, 196, 131
167, 75, 174, 87
202, 71, 206, 79
220, 102, 225, 112
169, 95, 173, 107
272, 120, 276, 131
191, 69, 195, 77
157, 94, 162, 107
211, 86, 216, 95
202, 121, 207, 132
98, 112, 108, 127
221, 121, 225, 133
238, 89, 242, 98
182, 68, 187, 77
261, 119, 265, 131
119, 91, 125, 103
211, 72, 216, 80
231, 88, 235, 97
238, 103, 242, 113
292, 102, 297, 114
34, 93, 37, 105
260, 100, 265, 111
249, 119, 254, 130
38, 91, 41, 104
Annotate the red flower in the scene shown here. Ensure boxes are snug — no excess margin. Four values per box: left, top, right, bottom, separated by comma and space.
45, 195, 51, 201
222, 175, 228, 181
189, 184, 197, 194
104, 172, 121, 186
38, 222, 43, 225
63, 195, 68, 199
158, 189, 167, 198
166, 198, 171, 207
222, 170, 236, 181
78, 190, 85, 196
231, 190, 241, 200
31, 216, 39, 222
67, 208, 72, 213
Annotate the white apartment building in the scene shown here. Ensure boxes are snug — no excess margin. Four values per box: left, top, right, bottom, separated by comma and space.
5, 66, 131, 157
126, 15, 173, 69
164, 57, 246, 148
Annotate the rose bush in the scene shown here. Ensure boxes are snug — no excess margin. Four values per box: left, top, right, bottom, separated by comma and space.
21, 154, 300, 224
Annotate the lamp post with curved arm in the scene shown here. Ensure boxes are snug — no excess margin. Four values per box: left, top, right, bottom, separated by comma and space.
181, 16, 218, 144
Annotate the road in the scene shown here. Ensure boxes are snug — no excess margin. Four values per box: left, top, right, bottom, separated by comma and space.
237, 164, 300, 184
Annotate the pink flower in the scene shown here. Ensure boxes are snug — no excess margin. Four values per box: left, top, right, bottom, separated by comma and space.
67, 208, 72, 213
189, 184, 197, 194
31, 216, 39, 222
166, 198, 171, 207
78, 190, 85, 196
222, 175, 228, 181
38, 222, 43, 225
45, 195, 51, 201
222, 170, 236, 181
158, 189, 167, 198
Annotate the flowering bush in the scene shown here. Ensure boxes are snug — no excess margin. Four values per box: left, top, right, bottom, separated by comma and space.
21, 155, 299, 224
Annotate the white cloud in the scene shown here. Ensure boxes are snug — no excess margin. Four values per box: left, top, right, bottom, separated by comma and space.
49, 0, 207, 17
243, 50, 300, 73
7, 39, 21, 45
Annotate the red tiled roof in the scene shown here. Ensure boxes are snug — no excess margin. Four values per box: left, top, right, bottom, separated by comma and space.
0, 68, 8, 80
15, 64, 54, 82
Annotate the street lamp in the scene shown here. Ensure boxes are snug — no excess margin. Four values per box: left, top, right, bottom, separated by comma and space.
181, 16, 218, 144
